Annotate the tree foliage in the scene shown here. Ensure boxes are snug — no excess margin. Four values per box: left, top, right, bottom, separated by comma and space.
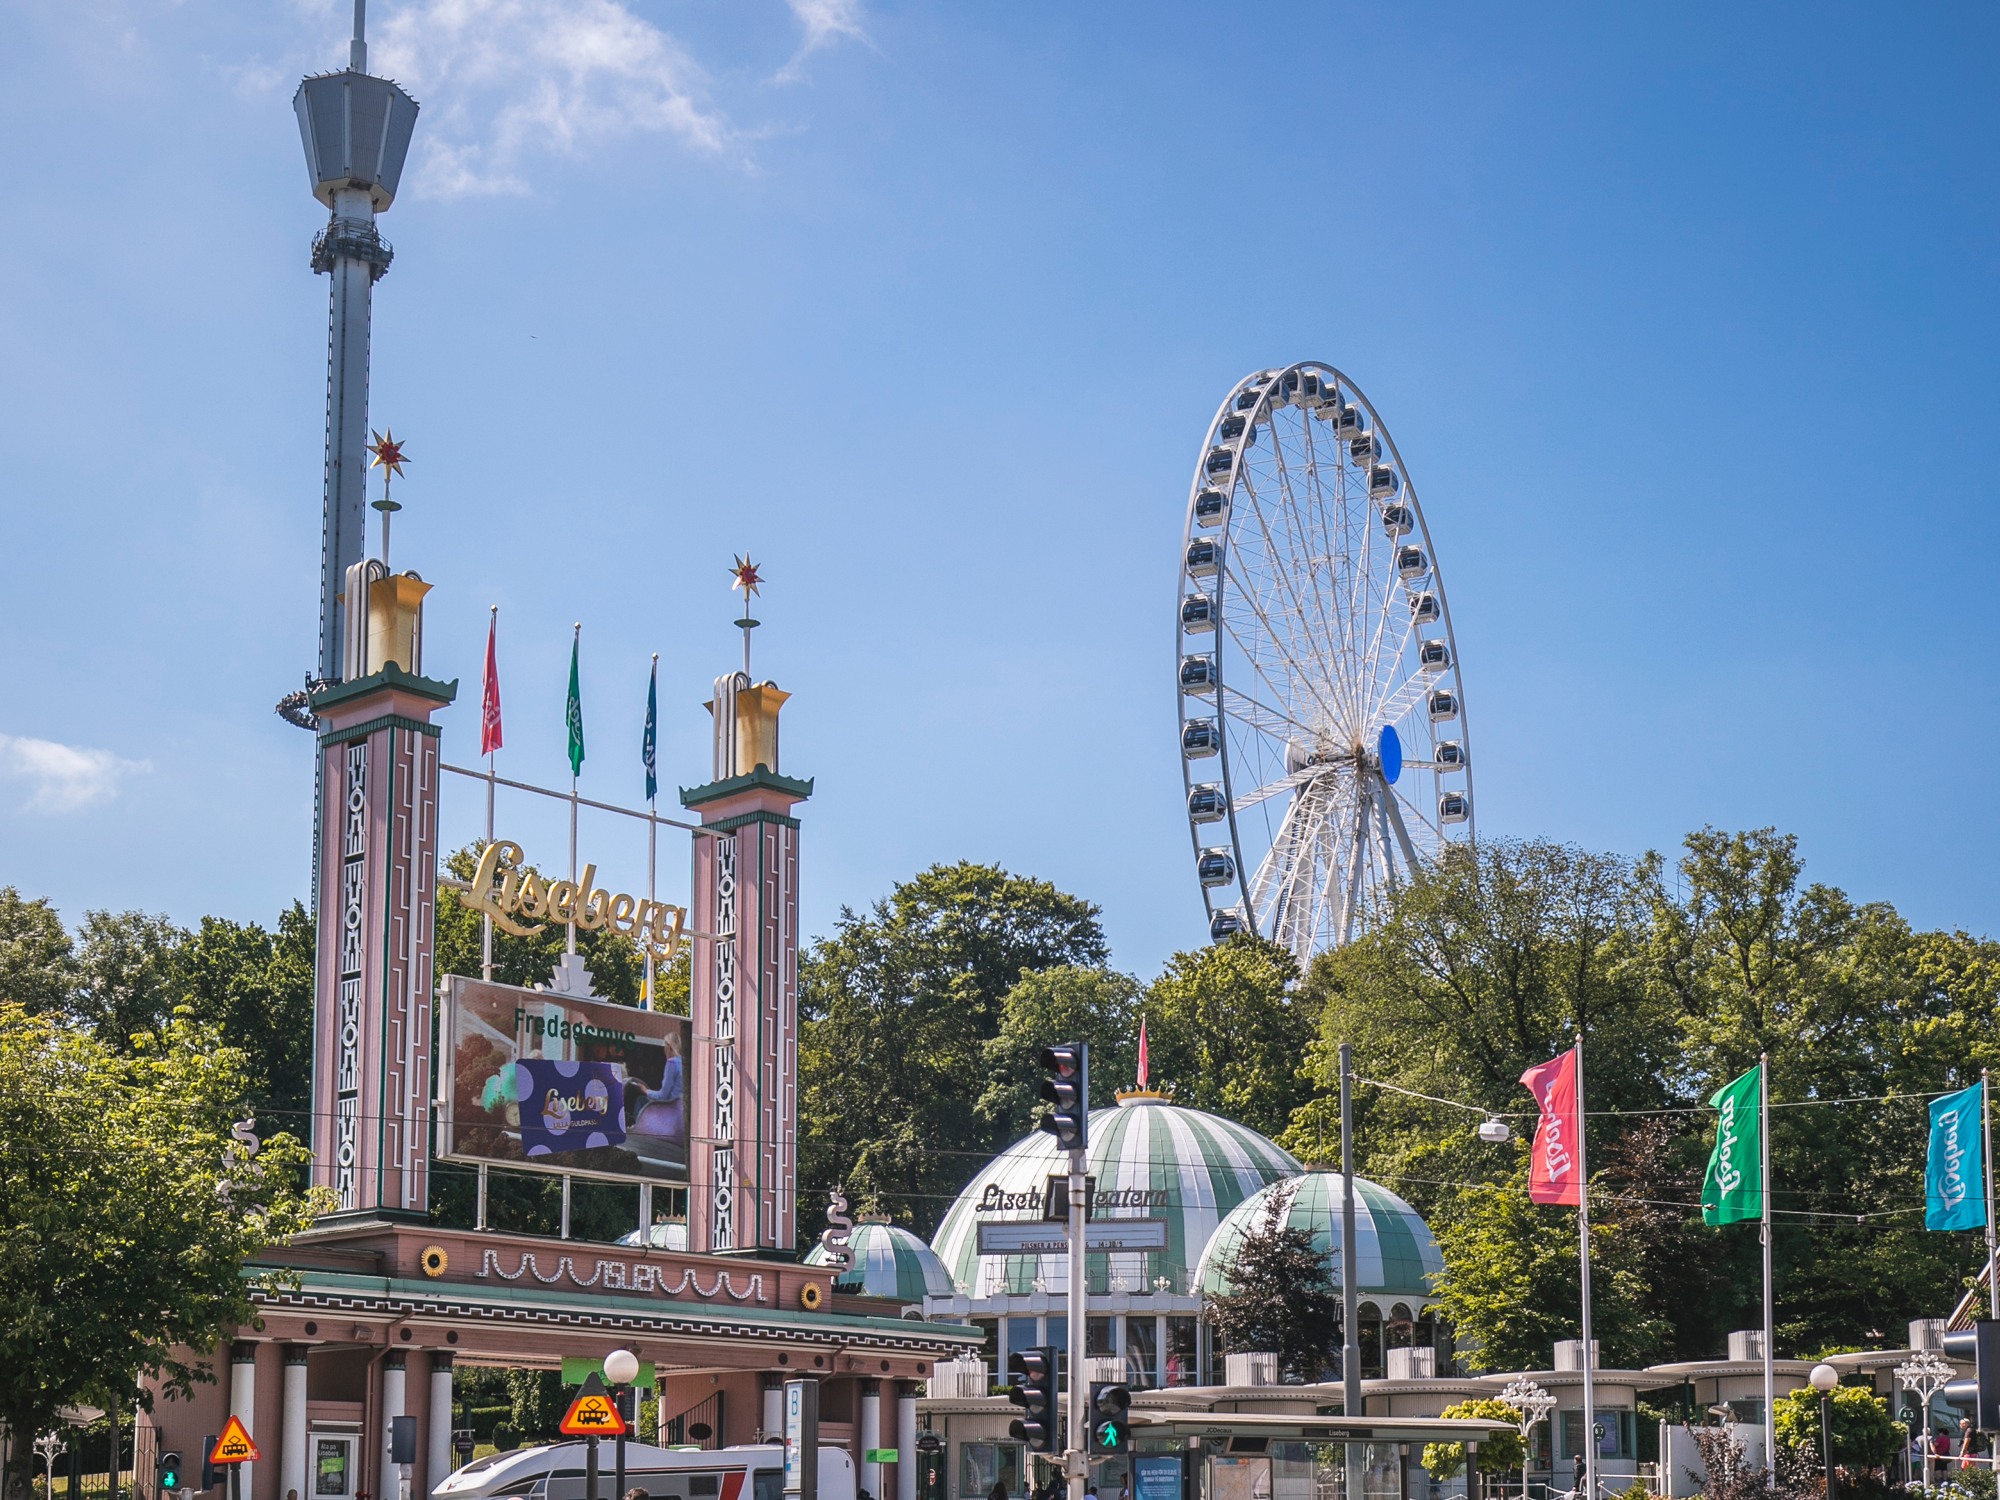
0, 1004, 322, 1496
798, 862, 1108, 1232
1201, 1181, 1342, 1379
977, 966, 1141, 1142
1141, 937, 1316, 1138
1419, 1400, 1526, 1478
1773, 1384, 1902, 1471
1305, 828, 2000, 1366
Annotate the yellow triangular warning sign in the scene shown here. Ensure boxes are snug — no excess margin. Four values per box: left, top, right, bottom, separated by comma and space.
559, 1391, 627, 1437
211, 1417, 260, 1465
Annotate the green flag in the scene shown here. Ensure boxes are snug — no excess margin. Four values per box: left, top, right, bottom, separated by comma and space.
565, 633, 585, 777
1702, 1063, 1763, 1225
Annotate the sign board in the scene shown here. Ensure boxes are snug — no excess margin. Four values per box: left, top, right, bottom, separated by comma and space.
783, 1378, 819, 1500
210, 1419, 259, 1466
976, 1219, 1170, 1255
865, 1450, 899, 1465
1134, 1457, 1182, 1500
438, 975, 691, 1186
559, 1375, 628, 1437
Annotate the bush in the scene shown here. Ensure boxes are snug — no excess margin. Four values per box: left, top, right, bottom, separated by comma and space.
1420, 1400, 1526, 1479
1771, 1386, 1900, 1471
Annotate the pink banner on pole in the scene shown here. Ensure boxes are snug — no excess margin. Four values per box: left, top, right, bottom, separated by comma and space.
1520, 1046, 1583, 1206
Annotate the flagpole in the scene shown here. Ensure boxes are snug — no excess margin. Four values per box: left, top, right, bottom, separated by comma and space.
1984, 1069, 1997, 1313
483, 605, 497, 984
1761, 1052, 1775, 1479
644, 652, 658, 1014
568, 622, 580, 958
1576, 1037, 1598, 1500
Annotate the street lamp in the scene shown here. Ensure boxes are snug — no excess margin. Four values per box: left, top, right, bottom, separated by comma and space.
1501, 1379, 1558, 1500
606, 1350, 641, 1500
1896, 1350, 1954, 1495
33, 1433, 66, 1500
1809, 1363, 1839, 1500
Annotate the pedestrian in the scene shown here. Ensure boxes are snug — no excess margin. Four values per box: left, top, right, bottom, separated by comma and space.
990, 1480, 1009, 1500
1933, 1426, 1954, 1462
1961, 1419, 1984, 1469
626, 1489, 652, 1500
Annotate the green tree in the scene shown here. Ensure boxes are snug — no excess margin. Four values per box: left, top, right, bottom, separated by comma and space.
0, 885, 73, 1016
976, 966, 1142, 1141
798, 862, 1107, 1233
1200, 1181, 1342, 1379
1772, 1384, 1901, 1470
0, 1003, 321, 1496
70, 908, 186, 1046
1419, 1399, 1526, 1479
179, 904, 316, 1123
1426, 1169, 1665, 1372
1142, 936, 1314, 1138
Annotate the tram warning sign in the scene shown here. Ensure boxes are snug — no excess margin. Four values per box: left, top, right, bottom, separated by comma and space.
559, 1374, 628, 1437
210, 1418, 260, 1465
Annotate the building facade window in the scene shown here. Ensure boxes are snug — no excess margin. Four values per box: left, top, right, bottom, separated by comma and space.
1165, 1317, 1198, 1388
1126, 1316, 1160, 1389
959, 1442, 1026, 1500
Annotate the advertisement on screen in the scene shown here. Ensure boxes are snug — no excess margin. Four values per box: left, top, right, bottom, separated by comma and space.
439, 974, 689, 1184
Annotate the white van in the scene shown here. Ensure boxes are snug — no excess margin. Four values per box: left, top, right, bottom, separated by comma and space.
436, 1443, 857, 1500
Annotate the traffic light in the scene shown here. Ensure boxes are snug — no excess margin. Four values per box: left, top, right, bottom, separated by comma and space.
1038, 1044, 1088, 1153
159, 1452, 183, 1492
1943, 1321, 2000, 1429
201, 1440, 218, 1492
1007, 1346, 1059, 1454
1088, 1383, 1131, 1456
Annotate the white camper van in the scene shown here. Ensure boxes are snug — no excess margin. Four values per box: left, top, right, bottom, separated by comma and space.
435, 1443, 857, 1500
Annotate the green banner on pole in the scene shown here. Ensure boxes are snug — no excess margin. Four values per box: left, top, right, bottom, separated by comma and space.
865, 1451, 899, 1465
1702, 1063, 1764, 1225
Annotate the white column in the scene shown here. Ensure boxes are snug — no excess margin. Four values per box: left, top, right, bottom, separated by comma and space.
895, 1385, 918, 1500
382, 1353, 408, 1496
231, 1344, 258, 1500
428, 1356, 454, 1497
762, 1381, 783, 1445
282, 1349, 310, 1500
859, 1382, 882, 1500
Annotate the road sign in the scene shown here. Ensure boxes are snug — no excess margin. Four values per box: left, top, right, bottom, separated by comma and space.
977, 1219, 1169, 1255
560, 1374, 628, 1437
210, 1419, 259, 1466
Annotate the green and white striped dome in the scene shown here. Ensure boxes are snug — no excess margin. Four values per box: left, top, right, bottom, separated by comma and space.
805, 1219, 956, 1303
1193, 1170, 1443, 1302
931, 1095, 1302, 1299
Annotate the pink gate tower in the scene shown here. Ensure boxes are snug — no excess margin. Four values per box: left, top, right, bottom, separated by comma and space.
684, 567, 811, 1254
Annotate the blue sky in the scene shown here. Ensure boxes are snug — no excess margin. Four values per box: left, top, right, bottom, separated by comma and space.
3, 1, 1996, 976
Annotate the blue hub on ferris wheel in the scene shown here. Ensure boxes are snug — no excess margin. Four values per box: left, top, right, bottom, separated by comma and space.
1378, 725, 1402, 784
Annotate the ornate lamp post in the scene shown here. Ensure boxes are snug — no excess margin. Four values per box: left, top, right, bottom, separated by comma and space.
1501, 1378, 1558, 1500
33, 1432, 66, 1500
1897, 1349, 1953, 1493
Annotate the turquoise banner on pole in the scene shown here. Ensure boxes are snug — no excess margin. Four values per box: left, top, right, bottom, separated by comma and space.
1927, 1081, 1987, 1231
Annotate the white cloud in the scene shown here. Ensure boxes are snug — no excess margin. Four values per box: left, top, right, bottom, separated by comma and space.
371, 0, 737, 198
0, 735, 149, 814
777, 0, 871, 83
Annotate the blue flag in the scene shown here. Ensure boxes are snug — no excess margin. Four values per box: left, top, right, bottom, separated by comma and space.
1927, 1081, 1987, 1231
643, 659, 658, 802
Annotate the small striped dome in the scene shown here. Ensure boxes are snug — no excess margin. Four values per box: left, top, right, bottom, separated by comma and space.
931, 1094, 1302, 1299
805, 1219, 955, 1302
1193, 1170, 1442, 1301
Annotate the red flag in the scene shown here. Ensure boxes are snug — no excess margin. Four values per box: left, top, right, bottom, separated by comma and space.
1520, 1046, 1583, 1206
1137, 1017, 1150, 1089
480, 611, 504, 755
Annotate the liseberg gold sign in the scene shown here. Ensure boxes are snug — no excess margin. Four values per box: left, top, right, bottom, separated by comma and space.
449, 840, 686, 961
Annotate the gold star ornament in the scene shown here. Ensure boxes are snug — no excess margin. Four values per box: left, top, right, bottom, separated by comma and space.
368, 430, 410, 477
731, 554, 764, 597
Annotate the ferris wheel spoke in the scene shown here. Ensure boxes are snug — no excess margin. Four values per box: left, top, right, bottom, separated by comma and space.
1216, 681, 1318, 741
1234, 465, 1350, 714
1247, 791, 1309, 932
1218, 574, 1341, 728
1261, 420, 1346, 718
1232, 764, 1327, 811
1378, 773, 1425, 874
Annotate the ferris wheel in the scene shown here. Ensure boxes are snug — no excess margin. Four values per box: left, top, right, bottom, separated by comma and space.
1177, 361, 1474, 962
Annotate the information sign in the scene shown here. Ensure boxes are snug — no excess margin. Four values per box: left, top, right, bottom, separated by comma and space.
976, 1219, 1169, 1255
559, 1375, 628, 1437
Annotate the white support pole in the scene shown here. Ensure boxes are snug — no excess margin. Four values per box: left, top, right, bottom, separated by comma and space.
382, 1355, 407, 1495
763, 1381, 784, 1446
859, 1383, 882, 1500
428, 1356, 454, 1499
1067, 1137, 1087, 1500
1761, 1054, 1775, 1480
1575, 1041, 1597, 1500
1984, 1069, 1996, 1315
231, 1345, 258, 1500
282, 1348, 310, 1500
896, 1384, 918, 1500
